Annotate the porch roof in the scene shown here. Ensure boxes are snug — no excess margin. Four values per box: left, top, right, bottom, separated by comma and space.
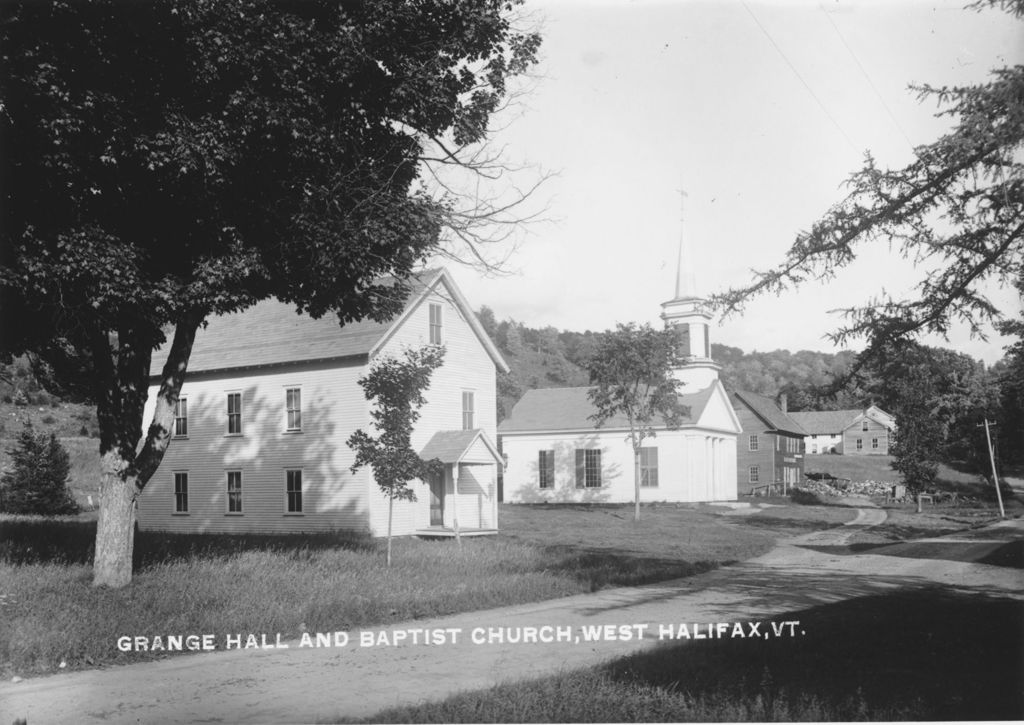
419, 429, 502, 466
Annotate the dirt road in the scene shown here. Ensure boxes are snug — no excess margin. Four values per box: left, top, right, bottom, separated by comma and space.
2, 505, 1022, 723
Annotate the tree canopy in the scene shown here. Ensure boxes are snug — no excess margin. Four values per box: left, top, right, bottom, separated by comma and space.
0, 0, 540, 586
587, 323, 685, 522
712, 0, 1023, 362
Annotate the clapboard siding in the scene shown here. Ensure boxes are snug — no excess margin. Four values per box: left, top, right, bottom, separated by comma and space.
368, 286, 499, 535
455, 465, 495, 529
502, 428, 737, 505
138, 359, 371, 534
139, 270, 503, 538
843, 416, 892, 455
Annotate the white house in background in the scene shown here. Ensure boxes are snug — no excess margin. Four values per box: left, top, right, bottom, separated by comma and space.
790, 404, 896, 456
498, 228, 741, 504
138, 268, 508, 538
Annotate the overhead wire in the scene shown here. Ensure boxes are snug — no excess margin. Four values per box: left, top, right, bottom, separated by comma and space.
741, 1, 860, 155
820, 6, 916, 151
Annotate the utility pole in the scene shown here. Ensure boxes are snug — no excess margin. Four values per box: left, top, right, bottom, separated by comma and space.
979, 419, 1005, 518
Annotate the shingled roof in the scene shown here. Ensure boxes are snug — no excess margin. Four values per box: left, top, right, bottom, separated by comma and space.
149, 269, 507, 377
419, 429, 502, 465
787, 409, 863, 435
730, 390, 806, 436
498, 385, 715, 433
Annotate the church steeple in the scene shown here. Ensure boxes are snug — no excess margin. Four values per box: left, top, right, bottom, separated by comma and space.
660, 190, 720, 389
672, 191, 698, 301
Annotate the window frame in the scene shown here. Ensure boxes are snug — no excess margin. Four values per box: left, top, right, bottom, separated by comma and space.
462, 390, 475, 430
748, 434, 758, 452
585, 449, 602, 488
575, 449, 603, 488
285, 469, 304, 514
173, 397, 188, 438
285, 387, 302, 432
173, 471, 189, 514
226, 470, 243, 514
226, 392, 242, 436
429, 302, 443, 345
640, 446, 658, 488
749, 466, 759, 483
856, 438, 863, 450
872, 437, 879, 449
538, 449, 555, 489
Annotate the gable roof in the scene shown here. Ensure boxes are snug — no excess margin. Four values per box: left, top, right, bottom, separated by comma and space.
419, 429, 502, 465
149, 269, 508, 377
863, 404, 896, 426
787, 409, 862, 435
498, 385, 716, 434
730, 390, 806, 436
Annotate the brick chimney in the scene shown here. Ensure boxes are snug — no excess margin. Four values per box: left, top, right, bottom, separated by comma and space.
779, 393, 788, 413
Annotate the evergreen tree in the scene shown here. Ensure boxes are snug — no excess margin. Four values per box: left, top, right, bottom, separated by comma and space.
1, 423, 79, 515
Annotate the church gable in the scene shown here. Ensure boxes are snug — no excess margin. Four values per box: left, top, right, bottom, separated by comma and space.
695, 382, 743, 434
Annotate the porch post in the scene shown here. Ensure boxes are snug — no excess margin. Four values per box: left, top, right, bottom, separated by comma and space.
450, 463, 461, 546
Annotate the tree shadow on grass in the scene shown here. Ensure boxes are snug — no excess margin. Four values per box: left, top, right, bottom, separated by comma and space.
0, 516, 377, 568
537, 543, 722, 591
735, 515, 847, 534
602, 587, 1024, 721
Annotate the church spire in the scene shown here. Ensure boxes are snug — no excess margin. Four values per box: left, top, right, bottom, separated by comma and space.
661, 188, 720, 389
673, 189, 698, 300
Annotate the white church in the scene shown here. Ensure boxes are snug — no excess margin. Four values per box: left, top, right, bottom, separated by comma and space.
498, 230, 741, 504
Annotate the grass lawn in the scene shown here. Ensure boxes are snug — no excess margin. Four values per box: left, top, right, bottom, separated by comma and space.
0, 501, 854, 679
351, 588, 1023, 723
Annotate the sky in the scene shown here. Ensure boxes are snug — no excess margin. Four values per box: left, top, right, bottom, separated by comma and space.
433, 0, 1024, 366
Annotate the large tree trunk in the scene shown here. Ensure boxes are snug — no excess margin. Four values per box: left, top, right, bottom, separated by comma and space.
93, 451, 139, 588
90, 313, 203, 588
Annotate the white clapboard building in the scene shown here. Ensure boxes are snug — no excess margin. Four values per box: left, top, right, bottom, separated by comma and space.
138, 268, 507, 537
499, 232, 741, 504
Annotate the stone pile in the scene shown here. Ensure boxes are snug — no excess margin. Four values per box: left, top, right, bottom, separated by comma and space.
796, 479, 894, 498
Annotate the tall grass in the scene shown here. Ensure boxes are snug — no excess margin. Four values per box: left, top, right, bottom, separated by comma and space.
2, 505, 779, 678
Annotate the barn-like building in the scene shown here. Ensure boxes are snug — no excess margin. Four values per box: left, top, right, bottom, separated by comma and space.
138, 269, 507, 537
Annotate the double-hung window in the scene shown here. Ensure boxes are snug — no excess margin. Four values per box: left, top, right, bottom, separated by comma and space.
227, 392, 242, 435
226, 471, 243, 513
575, 449, 602, 488
749, 466, 759, 483
749, 434, 758, 452
173, 398, 188, 437
286, 388, 302, 431
174, 472, 189, 513
462, 391, 475, 430
429, 303, 443, 344
640, 447, 658, 487
538, 450, 555, 489
286, 469, 303, 513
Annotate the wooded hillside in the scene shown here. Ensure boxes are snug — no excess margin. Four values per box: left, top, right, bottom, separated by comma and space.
477, 306, 1023, 470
